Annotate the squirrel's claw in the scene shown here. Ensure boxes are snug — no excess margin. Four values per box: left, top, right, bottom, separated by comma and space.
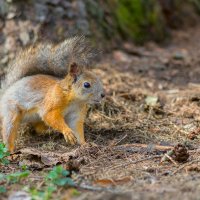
64, 131, 77, 145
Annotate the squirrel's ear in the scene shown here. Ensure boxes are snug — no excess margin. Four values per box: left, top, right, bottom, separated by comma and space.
69, 62, 82, 78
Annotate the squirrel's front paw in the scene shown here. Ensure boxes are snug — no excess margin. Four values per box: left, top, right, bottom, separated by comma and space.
64, 130, 77, 145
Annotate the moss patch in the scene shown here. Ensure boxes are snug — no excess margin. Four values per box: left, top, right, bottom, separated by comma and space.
114, 0, 167, 43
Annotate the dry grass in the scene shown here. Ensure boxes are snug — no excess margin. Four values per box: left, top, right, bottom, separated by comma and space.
2, 27, 200, 199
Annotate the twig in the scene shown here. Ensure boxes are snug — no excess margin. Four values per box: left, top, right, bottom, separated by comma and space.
111, 155, 162, 170
77, 183, 120, 193
171, 159, 200, 175
112, 134, 128, 146
36, 180, 45, 190
113, 143, 173, 152
164, 154, 178, 166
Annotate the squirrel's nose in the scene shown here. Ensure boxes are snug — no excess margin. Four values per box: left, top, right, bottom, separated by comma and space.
101, 93, 105, 98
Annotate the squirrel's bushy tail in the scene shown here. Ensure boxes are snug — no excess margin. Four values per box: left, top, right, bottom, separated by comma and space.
1, 36, 97, 89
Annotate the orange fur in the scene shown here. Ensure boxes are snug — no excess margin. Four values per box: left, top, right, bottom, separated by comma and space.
32, 121, 49, 134
43, 109, 76, 145
3, 112, 22, 153
1, 67, 104, 152
1, 37, 104, 153
41, 81, 77, 144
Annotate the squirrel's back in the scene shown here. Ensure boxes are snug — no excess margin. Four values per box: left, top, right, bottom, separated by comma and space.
1, 36, 97, 89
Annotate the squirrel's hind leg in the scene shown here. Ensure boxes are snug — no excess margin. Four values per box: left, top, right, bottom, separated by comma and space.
2, 112, 22, 153
31, 121, 49, 135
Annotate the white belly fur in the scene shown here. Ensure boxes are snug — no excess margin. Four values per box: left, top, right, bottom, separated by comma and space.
22, 112, 41, 123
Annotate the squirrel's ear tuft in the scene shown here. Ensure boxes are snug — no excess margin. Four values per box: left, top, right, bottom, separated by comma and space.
69, 62, 82, 80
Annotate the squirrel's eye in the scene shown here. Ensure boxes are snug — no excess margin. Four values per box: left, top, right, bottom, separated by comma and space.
84, 82, 91, 88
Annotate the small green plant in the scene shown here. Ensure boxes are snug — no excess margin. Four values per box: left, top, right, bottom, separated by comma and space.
0, 144, 77, 199
27, 186, 56, 200
6, 170, 30, 184
27, 165, 76, 200
46, 165, 75, 187
0, 143, 10, 165
0, 186, 6, 193
21, 164, 29, 171
70, 188, 81, 196
0, 174, 6, 193
0, 171, 30, 184
0, 170, 30, 194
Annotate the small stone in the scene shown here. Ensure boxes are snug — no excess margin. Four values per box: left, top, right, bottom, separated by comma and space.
4, 36, 16, 51
160, 57, 169, 65
19, 31, 30, 46
61, 1, 71, 9
76, 19, 89, 34
145, 96, 158, 106
7, 12, 16, 19
172, 49, 189, 61
3, 20, 18, 35
76, 0, 87, 18
1, 55, 9, 64
113, 50, 131, 62
35, 3, 48, 22
65, 9, 76, 19
54, 6, 65, 18
8, 191, 31, 200
173, 52, 185, 60
0, 1, 9, 16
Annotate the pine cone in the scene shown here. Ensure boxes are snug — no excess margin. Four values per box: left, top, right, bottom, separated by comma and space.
173, 144, 189, 162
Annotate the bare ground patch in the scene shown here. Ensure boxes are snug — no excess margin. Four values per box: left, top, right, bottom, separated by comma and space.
2, 27, 200, 200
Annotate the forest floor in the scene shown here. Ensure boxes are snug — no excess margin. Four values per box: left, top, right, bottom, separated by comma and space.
2, 26, 200, 200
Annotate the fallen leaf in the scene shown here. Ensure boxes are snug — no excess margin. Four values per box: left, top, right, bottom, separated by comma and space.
145, 96, 158, 106
186, 164, 200, 172
94, 176, 132, 186
16, 147, 85, 169
41, 155, 60, 166
187, 128, 200, 140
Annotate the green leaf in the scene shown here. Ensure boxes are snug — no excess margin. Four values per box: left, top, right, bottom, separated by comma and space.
64, 178, 75, 187
0, 173, 5, 181
54, 177, 75, 186
47, 171, 58, 180
54, 178, 69, 186
28, 186, 56, 200
71, 188, 81, 196
47, 185, 57, 193
21, 164, 28, 171
0, 154, 4, 159
54, 165, 63, 174
0, 186, 6, 193
2, 158, 9, 165
62, 170, 70, 176
0, 143, 10, 165
6, 170, 30, 183
46, 165, 75, 187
